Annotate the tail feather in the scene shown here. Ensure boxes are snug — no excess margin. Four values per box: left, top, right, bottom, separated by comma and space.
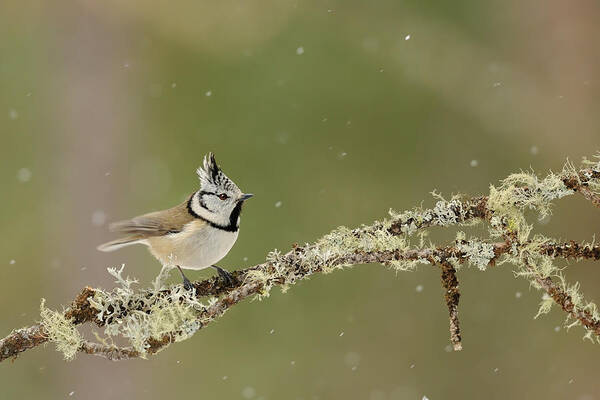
97, 237, 143, 252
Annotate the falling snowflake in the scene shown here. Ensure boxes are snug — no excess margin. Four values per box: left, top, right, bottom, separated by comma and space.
242, 386, 256, 399
91, 210, 107, 226
344, 351, 360, 367
17, 168, 32, 182
530, 145, 539, 155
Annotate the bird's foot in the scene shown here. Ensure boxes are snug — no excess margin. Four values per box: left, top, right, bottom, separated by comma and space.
182, 276, 193, 291
176, 266, 194, 291
212, 265, 234, 286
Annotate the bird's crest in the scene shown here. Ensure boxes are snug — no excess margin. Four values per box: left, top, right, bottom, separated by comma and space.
196, 153, 240, 193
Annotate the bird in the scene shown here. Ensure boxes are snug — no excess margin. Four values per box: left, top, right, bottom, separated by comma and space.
97, 153, 253, 289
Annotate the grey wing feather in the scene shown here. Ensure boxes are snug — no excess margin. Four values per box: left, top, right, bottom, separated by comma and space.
109, 218, 163, 234
108, 194, 197, 238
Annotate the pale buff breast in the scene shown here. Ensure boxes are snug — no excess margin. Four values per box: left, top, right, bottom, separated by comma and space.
146, 220, 239, 270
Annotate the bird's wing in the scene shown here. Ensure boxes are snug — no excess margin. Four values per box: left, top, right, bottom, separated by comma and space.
109, 193, 200, 238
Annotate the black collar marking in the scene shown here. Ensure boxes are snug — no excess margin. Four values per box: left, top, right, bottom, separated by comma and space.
228, 201, 243, 231
186, 192, 240, 233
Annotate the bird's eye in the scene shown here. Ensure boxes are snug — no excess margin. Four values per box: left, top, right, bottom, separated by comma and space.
218, 193, 228, 200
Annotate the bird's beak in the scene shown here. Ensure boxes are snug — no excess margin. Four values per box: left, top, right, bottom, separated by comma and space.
240, 193, 254, 201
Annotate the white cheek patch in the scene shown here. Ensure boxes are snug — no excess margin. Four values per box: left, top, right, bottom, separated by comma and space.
191, 191, 231, 227
191, 192, 213, 220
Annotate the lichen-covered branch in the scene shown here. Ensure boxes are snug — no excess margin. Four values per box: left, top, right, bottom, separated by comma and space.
0, 324, 47, 362
1, 154, 599, 362
525, 260, 600, 338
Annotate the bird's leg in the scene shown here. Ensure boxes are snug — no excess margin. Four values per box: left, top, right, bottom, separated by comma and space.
212, 265, 234, 286
176, 265, 193, 291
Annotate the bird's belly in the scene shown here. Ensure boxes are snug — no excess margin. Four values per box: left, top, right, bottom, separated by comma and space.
168, 228, 238, 270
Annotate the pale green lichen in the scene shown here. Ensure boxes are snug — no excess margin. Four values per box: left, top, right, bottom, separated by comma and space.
581, 152, 600, 172
389, 258, 432, 272
88, 266, 205, 356
39, 299, 83, 361
486, 164, 578, 242
534, 293, 554, 319
245, 218, 416, 298
475, 158, 600, 341
456, 237, 496, 271
517, 243, 600, 342
106, 299, 201, 355
388, 194, 475, 236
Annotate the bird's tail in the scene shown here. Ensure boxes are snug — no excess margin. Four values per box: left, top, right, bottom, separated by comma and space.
97, 236, 143, 252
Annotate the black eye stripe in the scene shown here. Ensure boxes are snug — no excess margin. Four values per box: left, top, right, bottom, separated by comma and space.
199, 190, 230, 201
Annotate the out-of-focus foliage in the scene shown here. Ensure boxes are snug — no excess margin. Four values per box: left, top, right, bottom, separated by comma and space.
1, 0, 600, 399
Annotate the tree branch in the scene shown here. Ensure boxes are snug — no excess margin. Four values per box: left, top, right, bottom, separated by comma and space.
1, 157, 599, 362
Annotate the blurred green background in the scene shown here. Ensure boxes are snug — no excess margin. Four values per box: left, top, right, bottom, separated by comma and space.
1, 1, 600, 399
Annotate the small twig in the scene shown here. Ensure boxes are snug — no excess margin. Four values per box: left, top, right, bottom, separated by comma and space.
539, 241, 600, 261
563, 169, 600, 209
526, 262, 600, 335
439, 261, 462, 351
0, 324, 47, 362
577, 186, 600, 209
79, 341, 140, 361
